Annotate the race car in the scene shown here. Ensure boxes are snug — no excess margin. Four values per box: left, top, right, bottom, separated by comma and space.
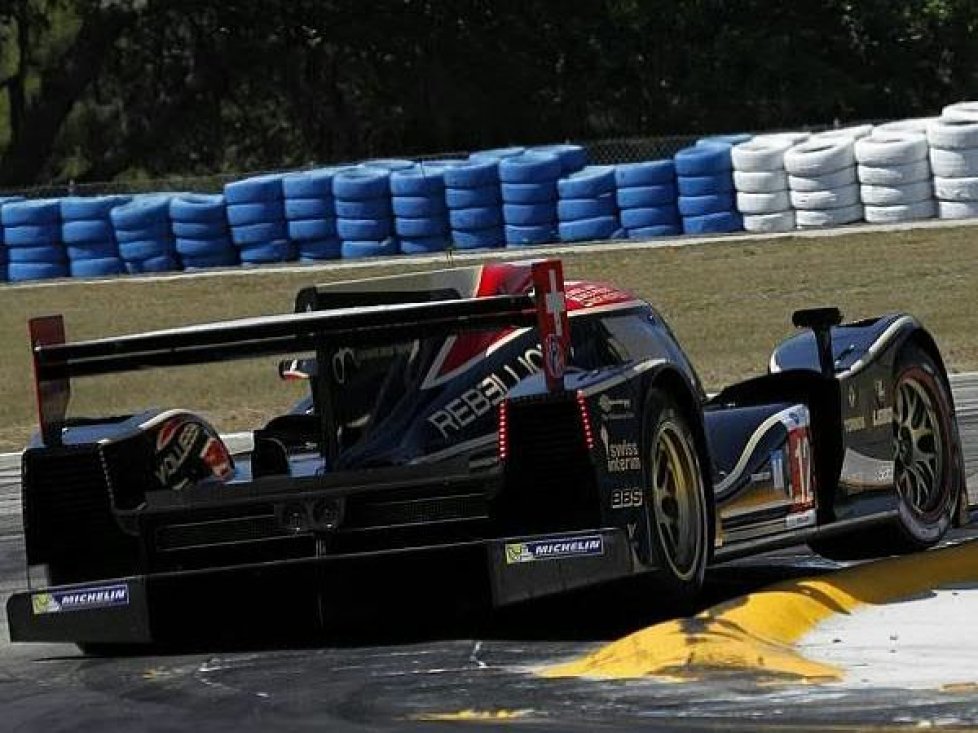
7, 258, 973, 648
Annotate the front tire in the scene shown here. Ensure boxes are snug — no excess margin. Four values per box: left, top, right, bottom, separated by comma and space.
642, 388, 710, 602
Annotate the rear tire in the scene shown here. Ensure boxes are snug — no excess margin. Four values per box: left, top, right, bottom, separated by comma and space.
641, 389, 709, 602
811, 344, 957, 560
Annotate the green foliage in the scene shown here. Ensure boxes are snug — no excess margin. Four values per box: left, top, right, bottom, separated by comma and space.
3, 0, 978, 186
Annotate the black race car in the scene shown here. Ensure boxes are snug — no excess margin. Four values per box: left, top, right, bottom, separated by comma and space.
7, 258, 973, 648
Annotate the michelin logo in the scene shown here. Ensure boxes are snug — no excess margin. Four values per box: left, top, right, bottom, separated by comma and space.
32, 583, 130, 615
505, 535, 604, 564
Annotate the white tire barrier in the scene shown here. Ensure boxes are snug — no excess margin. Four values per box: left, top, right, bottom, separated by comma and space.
937, 200, 978, 219
929, 146, 978, 177
784, 137, 855, 177
927, 118, 978, 149
753, 131, 810, 145
863, 199, 936, 224
731, 138, 794, 172
859, 180, 933, 206
788, 167, 857, 192
857, 159, 931, 186
933, 176, 978, 202
790, 183, 860, 210
736, 190, 791, 214
742, 210, 796, 233
875, 117, 937, 134
733, 169, 788, 193
854, 132, 928, 167
795, 203, 863, 228
810, 123, 874, 141
941, 101, 978, 123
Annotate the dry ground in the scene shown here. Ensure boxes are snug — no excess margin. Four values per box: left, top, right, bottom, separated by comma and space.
1, 226, 976, 451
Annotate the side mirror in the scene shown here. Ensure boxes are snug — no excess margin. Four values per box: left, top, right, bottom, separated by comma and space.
792, 307, 843, 378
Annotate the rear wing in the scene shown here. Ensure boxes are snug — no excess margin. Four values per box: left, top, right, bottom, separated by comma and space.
29, 259, 570, 446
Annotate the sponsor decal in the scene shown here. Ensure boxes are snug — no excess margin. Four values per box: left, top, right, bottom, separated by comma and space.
543, 333, 566, 382
565, 282, 636, 309
599, 425, 641, 473
504, 535, 604, 564
597, 394, 633, 421
787, 425, 815, 510
872, 406, 893, 427
32, 583, 130, 615
427, 348, 542, 438
200, 436, 234, 481
770, 451, 785, 491
749, 469, 772, 484
844, 416, 866, 433
155, 419, 202, 487
875, 379, 886, 405
847, 384, 858, 409
154, 416, 233, 489
610, 487, 644, 509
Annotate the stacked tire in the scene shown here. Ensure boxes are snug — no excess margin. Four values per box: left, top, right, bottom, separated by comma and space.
111, 196, 180, 273
1, 199, 68, 281
732, 136, 796, 233
443, 159, 504, 250
61, 195, 130, 278
170, 194, 238, 269
0, 196, 24, 282
927, 105, 978, 220
333, 167, 398, 258
614, 160, 680, 238
391, 162, 458, 255
785, 137, 863, 228
283, 169, 341, 261
557, 166, 619, 242
500, 151, 562, 246
854, 132, 934, 223
674, 142, 741, 234
225, 174, 294, 264
529, 144, 588, 176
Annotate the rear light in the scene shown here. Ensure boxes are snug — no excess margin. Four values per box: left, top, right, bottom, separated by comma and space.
497, 400, 510, 461
576, 390, 594, 450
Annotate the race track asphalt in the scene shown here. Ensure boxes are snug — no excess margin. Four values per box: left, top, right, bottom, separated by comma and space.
0, 376, 976, 732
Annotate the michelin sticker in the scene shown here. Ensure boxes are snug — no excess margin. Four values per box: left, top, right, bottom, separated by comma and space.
31, 583, 130, 615
505, 535, 604, 564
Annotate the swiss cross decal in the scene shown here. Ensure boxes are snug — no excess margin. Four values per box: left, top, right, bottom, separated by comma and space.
531, 260, 570, 392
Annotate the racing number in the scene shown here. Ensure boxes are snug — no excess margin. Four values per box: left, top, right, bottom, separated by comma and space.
611, 487, 643, 509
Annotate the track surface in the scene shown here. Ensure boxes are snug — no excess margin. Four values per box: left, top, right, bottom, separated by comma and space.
1, 376, 976, 731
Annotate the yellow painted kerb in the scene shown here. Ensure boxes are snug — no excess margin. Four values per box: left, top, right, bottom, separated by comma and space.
541, 539, 978, 682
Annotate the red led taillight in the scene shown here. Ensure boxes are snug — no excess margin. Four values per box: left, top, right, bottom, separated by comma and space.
576, 390, 594, 450
497, 400, 510, 461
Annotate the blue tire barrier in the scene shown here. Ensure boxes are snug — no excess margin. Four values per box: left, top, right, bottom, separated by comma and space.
334, 197, 392, 219
616, 184, 678, 209
1, 199, 61, 226
332, 168, 390, 200
181, 252, 239, 269
614, 160, 676, 188
296, 238, 342, 260
499, 152, 562, 184
697, 133, 752, 147
230, 221, 288, 246
627, 224, 683, 238
288, 218, 337, 241
682, 210, 743, 234
60, 195, 131, 220
674, 143, 733, 177
619, 206, 681, 229
0, 195, 25, 208
421, 158, 467, 169
170, 194, 227, 223
4, 224, 61, 246
558, 195, 617, 221
341, 238, 399, 259
172, 220, 227, 238
678, 192, 736, 217
445, 185, 500, 208
67, 241, 118, 260
126, 255, 178, 274
677, 172, 735, 197
392, 196, 448, 218
504, 223, 558, 246
70, 257, 124, 277
114, 221, 170, 243
175, 236, 235, 258
557, 166, 616, 199
558, 215, 618, 242
285, 197, 334, 220
109, 196, 170, 229
442, 160, 500, 188
612, 227, 628, 239
62, 219, 115, 244
7, 262, 68, 281
118, 239, 172, 261
452, 226, 504, 250
500, 181, 558, 204
238, 239, 295, 263
362, 158, 416, 172
469, 146, 526, 163
399, 235, 451, 254
336, 217, 393, 240
7, 245, 66, 263
395, 217, 449, 238
227, 200, 286, 226
529, 144, 588, 175
224, 174, 285, 204
449, 205, 503, 230
283, 168, 339, 199
390, 167, 447, 196
503, 202, 558, 226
